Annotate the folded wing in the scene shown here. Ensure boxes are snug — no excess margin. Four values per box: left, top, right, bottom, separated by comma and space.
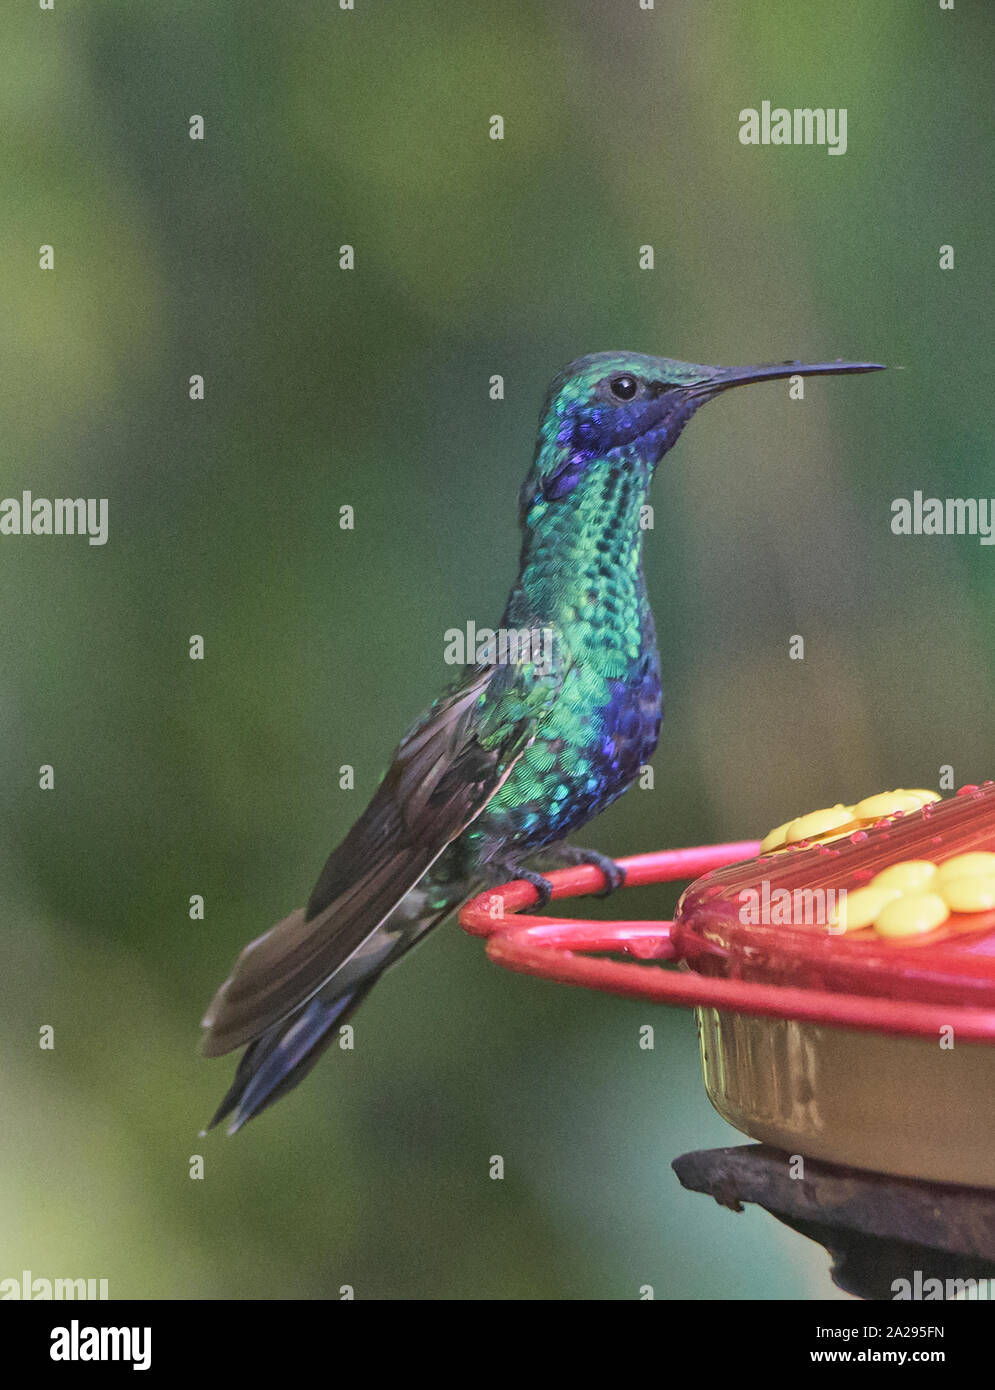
201, 662, 553, 1057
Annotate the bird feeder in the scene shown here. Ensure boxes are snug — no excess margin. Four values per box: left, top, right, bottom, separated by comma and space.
460, 782, 995, 1188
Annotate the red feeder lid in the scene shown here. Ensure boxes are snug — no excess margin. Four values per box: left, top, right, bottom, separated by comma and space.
675, 781, 995, 1008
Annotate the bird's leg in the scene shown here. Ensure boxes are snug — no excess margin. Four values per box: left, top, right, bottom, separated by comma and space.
483, 855, 556, 908
536, 843, 627, 897
486, 844, 628, 907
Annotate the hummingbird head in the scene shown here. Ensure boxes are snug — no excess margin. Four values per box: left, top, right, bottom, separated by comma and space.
520, 350, 884, 517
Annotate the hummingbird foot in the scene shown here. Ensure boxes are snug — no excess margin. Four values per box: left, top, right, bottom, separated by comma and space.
539, 844, 627, 897
484, 857, 556, 907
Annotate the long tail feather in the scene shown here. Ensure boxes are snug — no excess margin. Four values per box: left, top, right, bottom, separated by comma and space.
205, 984, 374, 1134
204, 889, 467, 1133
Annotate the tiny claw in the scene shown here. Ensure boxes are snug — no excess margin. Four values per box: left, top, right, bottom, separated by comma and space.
601, 860, 627, 896
551, 845, 627, 897
514, 867, 555, 907
584, 852, 626, 897
488, 859, 555, 907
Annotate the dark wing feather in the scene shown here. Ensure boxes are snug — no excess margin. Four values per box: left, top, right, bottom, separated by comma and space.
201, 664, 548, 1057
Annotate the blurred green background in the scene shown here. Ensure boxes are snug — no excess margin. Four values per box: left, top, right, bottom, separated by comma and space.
2, 0, 993, 1299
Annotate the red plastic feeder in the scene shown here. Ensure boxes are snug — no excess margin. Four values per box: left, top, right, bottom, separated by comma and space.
460, 784, 995, 1187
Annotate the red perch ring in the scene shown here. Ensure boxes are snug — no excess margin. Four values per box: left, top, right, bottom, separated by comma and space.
459, 830, 995, 1042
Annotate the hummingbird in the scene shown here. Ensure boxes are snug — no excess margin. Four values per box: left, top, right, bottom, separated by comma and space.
202, 350, 883, 1131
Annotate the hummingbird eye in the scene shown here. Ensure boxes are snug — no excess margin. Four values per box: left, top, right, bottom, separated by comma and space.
608, 374, 639, 402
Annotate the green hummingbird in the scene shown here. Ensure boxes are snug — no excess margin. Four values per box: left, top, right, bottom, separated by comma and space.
202, 350, 883, 1131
